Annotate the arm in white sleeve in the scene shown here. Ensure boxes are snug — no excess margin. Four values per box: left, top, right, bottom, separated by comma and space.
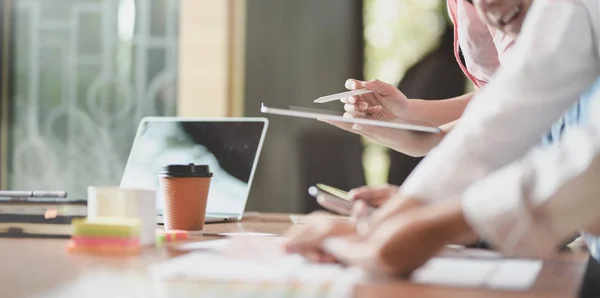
400, 1, 600, 201
462, 123, 600, 257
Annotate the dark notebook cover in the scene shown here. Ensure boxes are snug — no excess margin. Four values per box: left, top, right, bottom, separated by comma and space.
0, 198, 87, 238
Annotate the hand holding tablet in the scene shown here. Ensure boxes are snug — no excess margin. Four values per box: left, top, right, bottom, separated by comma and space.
261, 81, 445, 156
261, 81, 442, 133
260, 103, 440, 133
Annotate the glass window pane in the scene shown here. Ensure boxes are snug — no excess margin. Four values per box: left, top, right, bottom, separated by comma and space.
7, 0, 179, 198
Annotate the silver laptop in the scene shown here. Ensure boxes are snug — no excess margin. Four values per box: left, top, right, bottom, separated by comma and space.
120, 117, 269, 224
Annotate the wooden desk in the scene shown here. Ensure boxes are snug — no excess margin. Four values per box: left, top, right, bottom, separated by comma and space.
0, 213, 589, 298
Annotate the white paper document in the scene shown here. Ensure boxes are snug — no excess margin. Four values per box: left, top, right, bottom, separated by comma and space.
153, 237, 543, 292
161, 237, 346, 282
218, 232, 278, 237
174, 239, 232, 251
155, 237, 366, 297
411, 257, 542, 290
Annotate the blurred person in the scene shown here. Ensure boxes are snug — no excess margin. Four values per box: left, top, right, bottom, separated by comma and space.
288, 98, 600, 274
287, 0, 600, 274
325, 0, 596, 155
318, 23, 465, 214
319, 0, 598, 237
322, 0, 512, 156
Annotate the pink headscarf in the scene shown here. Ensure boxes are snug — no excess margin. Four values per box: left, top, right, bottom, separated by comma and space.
447, 0, 515, 88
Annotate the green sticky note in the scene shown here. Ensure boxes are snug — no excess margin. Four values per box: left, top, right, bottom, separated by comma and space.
72, 217, 141, 237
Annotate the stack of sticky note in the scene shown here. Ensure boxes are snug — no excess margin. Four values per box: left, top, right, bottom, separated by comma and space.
156, 230, 188, 245
67, 217, 142, 255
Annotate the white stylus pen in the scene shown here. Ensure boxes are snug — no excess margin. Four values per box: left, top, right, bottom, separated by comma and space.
313, 88, 375, 103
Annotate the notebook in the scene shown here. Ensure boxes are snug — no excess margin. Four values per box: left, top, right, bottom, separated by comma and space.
0, 198, 87, 238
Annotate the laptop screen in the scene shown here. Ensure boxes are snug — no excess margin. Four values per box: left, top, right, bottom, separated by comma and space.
120, 119, 267, 216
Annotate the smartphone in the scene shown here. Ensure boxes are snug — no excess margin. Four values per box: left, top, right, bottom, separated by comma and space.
308, 184, 353, 215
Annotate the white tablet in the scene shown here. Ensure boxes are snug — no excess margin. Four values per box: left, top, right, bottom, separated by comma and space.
260, 103, 441, 133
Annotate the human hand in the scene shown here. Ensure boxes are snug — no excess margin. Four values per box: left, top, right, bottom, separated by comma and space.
283, 212, 356, 263
314, 184, 399, 217
347, 184, 399, 220
365, 191, 479, 246
323, 117, 445, 157
321, 81, 447, 156
367, 192, 426, 229
320, 78, 454, 156
285, 192, 433, 266
314, 193, 353, 216
322, 199, 473, 276
341, 79, 410, 120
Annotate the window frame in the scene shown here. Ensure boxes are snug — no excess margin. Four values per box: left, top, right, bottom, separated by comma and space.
0, 0, 12, 189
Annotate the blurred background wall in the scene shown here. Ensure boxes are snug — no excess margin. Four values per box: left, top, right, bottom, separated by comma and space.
0, 0, 466, 213
243, 0, 365, 213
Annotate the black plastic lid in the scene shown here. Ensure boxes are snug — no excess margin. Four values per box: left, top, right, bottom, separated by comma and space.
157, 164, 213, 178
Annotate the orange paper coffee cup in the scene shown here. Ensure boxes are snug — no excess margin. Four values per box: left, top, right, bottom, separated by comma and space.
158, 164, 212, 230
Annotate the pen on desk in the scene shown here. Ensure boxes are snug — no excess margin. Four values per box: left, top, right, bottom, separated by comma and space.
313, 88, 375, 103
32, 191, 68, 198
0, 191, 68, 198
0, 191, 31, 197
